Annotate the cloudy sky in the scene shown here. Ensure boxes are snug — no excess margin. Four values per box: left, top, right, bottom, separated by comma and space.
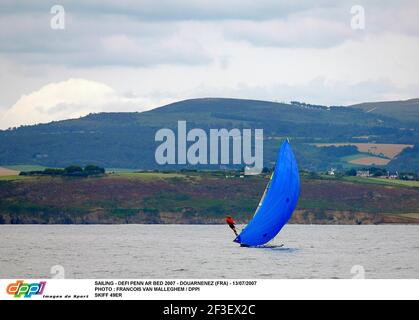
0, 0, 418, 129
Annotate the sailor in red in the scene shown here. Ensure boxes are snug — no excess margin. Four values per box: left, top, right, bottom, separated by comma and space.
225, 215, 238, 236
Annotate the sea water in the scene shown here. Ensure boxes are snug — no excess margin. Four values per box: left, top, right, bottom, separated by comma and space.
0, 224, 418, 279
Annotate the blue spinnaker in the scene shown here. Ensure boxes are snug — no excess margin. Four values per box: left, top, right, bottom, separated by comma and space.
234, 140, 300, 246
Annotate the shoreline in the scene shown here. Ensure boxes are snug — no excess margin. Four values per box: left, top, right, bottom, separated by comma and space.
1, 173, 418, 225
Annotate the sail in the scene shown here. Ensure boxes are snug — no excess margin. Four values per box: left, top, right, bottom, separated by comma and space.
252, 172, 273, 218
234, 140, 300, 246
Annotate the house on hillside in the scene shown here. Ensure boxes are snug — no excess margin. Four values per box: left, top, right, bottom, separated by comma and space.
327, 168, 336, 176
386, 171, 399, 179
356, 170, 371, 177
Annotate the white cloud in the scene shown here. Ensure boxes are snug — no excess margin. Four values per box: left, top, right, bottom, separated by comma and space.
0, 0, 331, 21
222, 16, 354, 48
0, 78, 151, 129
2, 1, 418, 68
0, 0, 418, 127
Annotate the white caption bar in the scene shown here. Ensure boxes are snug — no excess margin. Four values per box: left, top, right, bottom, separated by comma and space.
0, 279, 418, 300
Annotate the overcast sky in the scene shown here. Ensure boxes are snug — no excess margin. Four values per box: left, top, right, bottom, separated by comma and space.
0, 0, 418, 128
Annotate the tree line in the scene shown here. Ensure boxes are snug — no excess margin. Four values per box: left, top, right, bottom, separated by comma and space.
19, 165, 105, 177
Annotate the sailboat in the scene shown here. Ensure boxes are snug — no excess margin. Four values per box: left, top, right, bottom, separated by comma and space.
234, 139, 300, 247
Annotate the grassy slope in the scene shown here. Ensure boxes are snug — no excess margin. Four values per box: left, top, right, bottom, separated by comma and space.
110, 172, 185, 180
0, 172, 418, 224
350, 98, 419, 123
342, 176, 419, 188
4, 165, 46, 171
398, 213, 419, 219
0, 175, 27, 181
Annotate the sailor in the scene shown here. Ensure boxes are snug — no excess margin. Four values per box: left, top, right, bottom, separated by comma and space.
225, 215, 238, 236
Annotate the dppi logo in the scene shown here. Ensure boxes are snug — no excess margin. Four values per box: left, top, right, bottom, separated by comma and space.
6, 280, 46, 298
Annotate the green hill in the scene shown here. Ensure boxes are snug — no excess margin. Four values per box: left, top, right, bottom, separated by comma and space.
0, 98, 418, 172
350, 98, 419, 123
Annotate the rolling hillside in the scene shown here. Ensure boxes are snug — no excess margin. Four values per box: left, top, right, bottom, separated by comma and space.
0, 98, 418, 172
350, 98, 419, 123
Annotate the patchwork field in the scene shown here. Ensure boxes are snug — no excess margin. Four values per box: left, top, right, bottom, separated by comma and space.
348, 156, 391, 166
315, 143, 413, 159
0, 167, 19, 177
397, 213, 419, 221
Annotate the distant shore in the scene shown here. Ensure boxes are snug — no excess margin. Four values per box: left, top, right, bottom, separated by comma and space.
0, 171, 418, 225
